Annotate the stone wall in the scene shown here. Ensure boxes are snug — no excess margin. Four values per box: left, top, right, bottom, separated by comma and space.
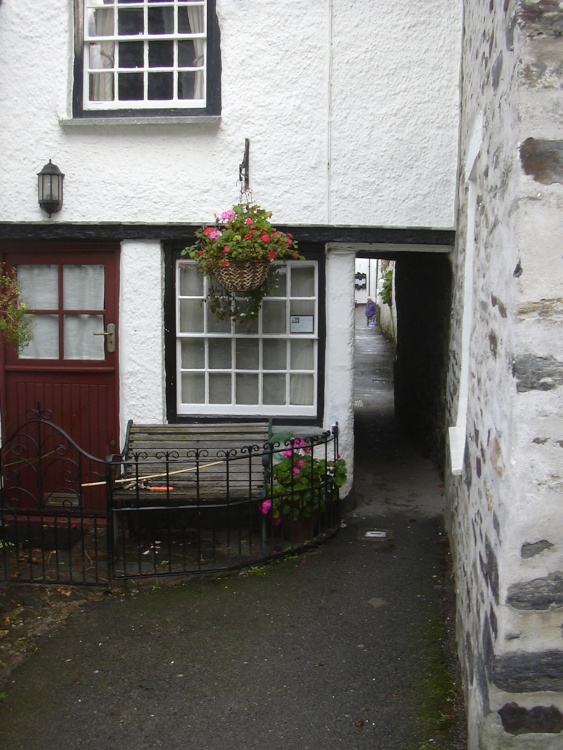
445, 2, 563, 747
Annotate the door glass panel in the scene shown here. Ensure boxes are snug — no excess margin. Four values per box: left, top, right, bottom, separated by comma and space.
209, 373, 231, 404
17, 265, 58, 310
63, 265, 104, 310
64, 315, 105, 360
19, 315, 59, 359
263, 374, 286, 405
263, 340, 286, 370
207, 312, 231, 334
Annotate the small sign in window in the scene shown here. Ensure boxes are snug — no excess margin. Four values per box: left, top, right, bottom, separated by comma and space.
290, 315, 314, 334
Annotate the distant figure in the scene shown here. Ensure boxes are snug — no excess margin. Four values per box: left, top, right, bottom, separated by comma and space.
365, 297, 376, 326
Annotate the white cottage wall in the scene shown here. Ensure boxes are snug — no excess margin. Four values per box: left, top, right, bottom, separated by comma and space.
119, 241, 166, 440
0, 1, 461, 228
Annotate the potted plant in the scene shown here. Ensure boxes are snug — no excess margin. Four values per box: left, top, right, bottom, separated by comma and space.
0, 264, 33, 352
182, 202, 303, 322
260, 437, 347, 542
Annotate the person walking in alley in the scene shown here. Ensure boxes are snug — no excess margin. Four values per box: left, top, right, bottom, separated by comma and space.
365, 297, 376, 326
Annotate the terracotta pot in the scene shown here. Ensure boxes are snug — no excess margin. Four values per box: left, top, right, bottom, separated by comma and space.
281, 513, 319, 544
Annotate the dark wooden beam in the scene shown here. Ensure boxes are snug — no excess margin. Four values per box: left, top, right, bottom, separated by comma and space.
0, 223, 455, 247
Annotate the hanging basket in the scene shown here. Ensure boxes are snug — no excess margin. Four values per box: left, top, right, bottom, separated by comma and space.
212, 260, 271, 292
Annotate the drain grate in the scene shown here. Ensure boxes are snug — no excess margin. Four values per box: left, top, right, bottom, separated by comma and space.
359, 528, 393, 542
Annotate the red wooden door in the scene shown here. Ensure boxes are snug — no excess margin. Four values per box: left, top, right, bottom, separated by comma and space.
1, 243, 120, 512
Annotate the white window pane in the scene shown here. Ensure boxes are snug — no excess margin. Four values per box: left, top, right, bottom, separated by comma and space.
269, 267, 287, 296
63, 265, 104, 310
234, 316, 258, 335
209, 339, 231, 369
263, 374, 286, 405
262, 300, 286, 333
207, 311, 231, 333
88, 7, 114, 37
236, 374, 258, 405
290, 375, 314, 406
178, 6, 204, 34
291, 266, 315, 297
209, 373, 231, 404
181, 339, 205, 369
179, 299, 204, 332
290, 300, 315, 317
291, 340, 314, 370
263, 340, 286, 370
19, 315, 59, 359
182, 373, 205, 403
64, 315, 105, 360
236, 339, 259, 370
179, 265, 204, 296
17, 266, 58, 310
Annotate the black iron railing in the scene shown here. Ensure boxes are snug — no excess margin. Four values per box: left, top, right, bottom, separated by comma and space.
1, 413, 341, 584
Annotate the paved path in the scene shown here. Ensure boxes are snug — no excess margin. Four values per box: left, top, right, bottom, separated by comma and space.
0, 310, 460, 750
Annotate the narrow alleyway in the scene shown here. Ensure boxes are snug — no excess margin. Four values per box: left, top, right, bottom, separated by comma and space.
0, 310, 465, 750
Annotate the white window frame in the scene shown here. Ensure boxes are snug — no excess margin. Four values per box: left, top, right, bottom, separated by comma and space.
82, 0, 208, 111
176, 261, 319, 417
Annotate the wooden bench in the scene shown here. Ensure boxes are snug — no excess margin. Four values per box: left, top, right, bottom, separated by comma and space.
111, 421, 271, 512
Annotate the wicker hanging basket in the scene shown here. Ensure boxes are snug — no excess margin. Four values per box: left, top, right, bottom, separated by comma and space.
212, 260, 271, 292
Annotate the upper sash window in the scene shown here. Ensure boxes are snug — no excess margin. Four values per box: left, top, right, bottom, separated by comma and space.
75, 0, 221, 117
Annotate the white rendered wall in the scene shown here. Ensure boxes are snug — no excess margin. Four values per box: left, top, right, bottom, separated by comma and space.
0, 1, 461, 229
119, 241, 166, 441
324, 247, 356, 496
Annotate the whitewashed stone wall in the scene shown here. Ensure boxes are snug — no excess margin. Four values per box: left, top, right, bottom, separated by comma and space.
445, 2, 563, 747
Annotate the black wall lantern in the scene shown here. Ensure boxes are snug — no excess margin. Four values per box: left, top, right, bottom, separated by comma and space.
38, 160, 64, 217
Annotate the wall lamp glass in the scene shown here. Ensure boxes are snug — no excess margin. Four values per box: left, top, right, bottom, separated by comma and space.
38, 160, 64, 217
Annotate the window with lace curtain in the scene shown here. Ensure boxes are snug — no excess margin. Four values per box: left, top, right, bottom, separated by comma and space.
176, 261, 319, 417
74, 0, 221, 117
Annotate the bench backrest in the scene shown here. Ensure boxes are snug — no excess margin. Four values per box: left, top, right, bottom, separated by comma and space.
118, 422, 270, 500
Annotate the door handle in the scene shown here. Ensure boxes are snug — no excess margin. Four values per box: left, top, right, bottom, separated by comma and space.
93, 322, 115, 353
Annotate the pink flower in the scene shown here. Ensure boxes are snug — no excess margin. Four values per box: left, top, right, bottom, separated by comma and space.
261, 233, 270, 242
197, 249, 203, 256
261, 499, 272, 514
285, 238, 292, 244
204, 227, 222, 239
245, 218, 253, 225
273, 231, 280, 237
268, 251, 276, 259
221, 210, 235, 221
282, 449, 293, 457
292, 468, 300, 475
244, 232, 254, 240
272, 516, 281, 526
298, 459, 307, 467
221, 260, 229, 267
223, 246, 230, 252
